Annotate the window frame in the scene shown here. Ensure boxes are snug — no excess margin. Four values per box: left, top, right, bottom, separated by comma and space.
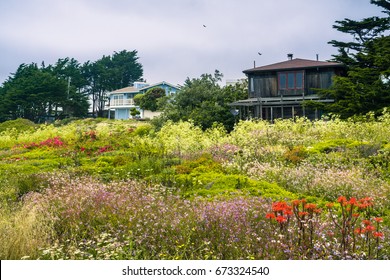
278, 71, 304, 91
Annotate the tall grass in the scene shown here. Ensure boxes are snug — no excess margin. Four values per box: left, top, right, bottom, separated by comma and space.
0, 206, 52, 259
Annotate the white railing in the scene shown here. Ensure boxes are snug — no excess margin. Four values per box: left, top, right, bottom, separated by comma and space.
110, 98, 135, 107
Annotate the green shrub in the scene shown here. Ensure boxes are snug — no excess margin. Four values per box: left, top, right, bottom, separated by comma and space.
53, 117, 80, 127
369, 147, 390, 177
308, 139, 364, 154
0, 119, 37, 133
15, 173, 50, 199
133, 124, 153, 137
283, 146, 308, 164
175, 171, 296, 200
174, 153, 222, 174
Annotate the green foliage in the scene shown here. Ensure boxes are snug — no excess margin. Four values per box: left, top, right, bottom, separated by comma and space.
158, 71, 247, 131
325, 2, 390, 118
48, 57, 89, 118
0, 50, 143, 121
308, 139, 365, 153
169, 153, 295, 200
302, 100, 325, 111
156, 120, 206, 155
14, 173, 50, 199
134, 87, 165, 111
179, 172, 296, 200
283, 146, 308, 164
174, 153, 222, 174
130, 107, 140, 118
369, 145, 390, 178
0, 63, 69, 122
0, 60, 89, 122
0, 119, 37, 134
133, 124, 153, 136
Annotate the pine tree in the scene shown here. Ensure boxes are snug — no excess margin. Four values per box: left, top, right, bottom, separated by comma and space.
325, 0, 390, 118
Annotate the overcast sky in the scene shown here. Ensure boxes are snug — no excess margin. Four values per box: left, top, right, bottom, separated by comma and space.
0, 0, 385, 86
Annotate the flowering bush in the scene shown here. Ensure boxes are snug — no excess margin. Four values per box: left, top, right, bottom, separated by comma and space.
15, 136, 65, 150
265, 196, 388, 259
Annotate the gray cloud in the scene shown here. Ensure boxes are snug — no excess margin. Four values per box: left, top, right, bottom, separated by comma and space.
0, 0, 385, 85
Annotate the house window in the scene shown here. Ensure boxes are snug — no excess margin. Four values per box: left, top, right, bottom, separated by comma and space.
112, 94, 124, 106
279, 74, 287, 89
278, 71, 304, 90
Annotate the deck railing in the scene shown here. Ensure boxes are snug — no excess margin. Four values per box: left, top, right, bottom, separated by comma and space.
110, 98, 135, 107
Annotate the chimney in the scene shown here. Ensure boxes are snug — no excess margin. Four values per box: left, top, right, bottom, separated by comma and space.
316, 54, 319, 61
287, 53, 293, 60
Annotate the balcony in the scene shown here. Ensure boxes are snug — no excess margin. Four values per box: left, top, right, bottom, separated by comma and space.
109, 98, 135, 108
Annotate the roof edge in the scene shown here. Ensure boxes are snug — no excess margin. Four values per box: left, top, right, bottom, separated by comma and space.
243, 58, 345, 74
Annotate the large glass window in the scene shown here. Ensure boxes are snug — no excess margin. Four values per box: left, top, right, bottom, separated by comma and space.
279, 74, 286, 89
278, 71, 304, 90
288, 73, 295, 88
296, 72, 303, 88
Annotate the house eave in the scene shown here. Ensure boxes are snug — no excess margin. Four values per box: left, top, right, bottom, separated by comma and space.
243, 58, 345, 75
140, 81, 182, 91
230, 95, 334, 107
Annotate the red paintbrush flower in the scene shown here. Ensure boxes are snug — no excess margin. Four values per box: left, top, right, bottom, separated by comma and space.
298, 211, 309, 217
365, 225, 375, 232
304, 203, 318, 210
337, 196, 347, 204
265, 213, 276, 219
348, 197, 357, 205
275, 216, 287, 223
326, 202, 334, 209
373, 232, 384, 238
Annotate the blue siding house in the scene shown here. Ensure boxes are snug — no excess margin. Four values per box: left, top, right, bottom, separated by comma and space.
107, 81, 180, 120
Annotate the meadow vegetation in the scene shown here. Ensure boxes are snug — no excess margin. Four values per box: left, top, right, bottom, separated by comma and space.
0, 115, 389, 260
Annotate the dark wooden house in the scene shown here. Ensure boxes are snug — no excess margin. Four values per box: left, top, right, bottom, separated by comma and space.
231, 56, 345, 120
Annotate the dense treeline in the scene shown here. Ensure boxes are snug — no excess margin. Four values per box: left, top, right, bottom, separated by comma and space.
0, 50, 143, 122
